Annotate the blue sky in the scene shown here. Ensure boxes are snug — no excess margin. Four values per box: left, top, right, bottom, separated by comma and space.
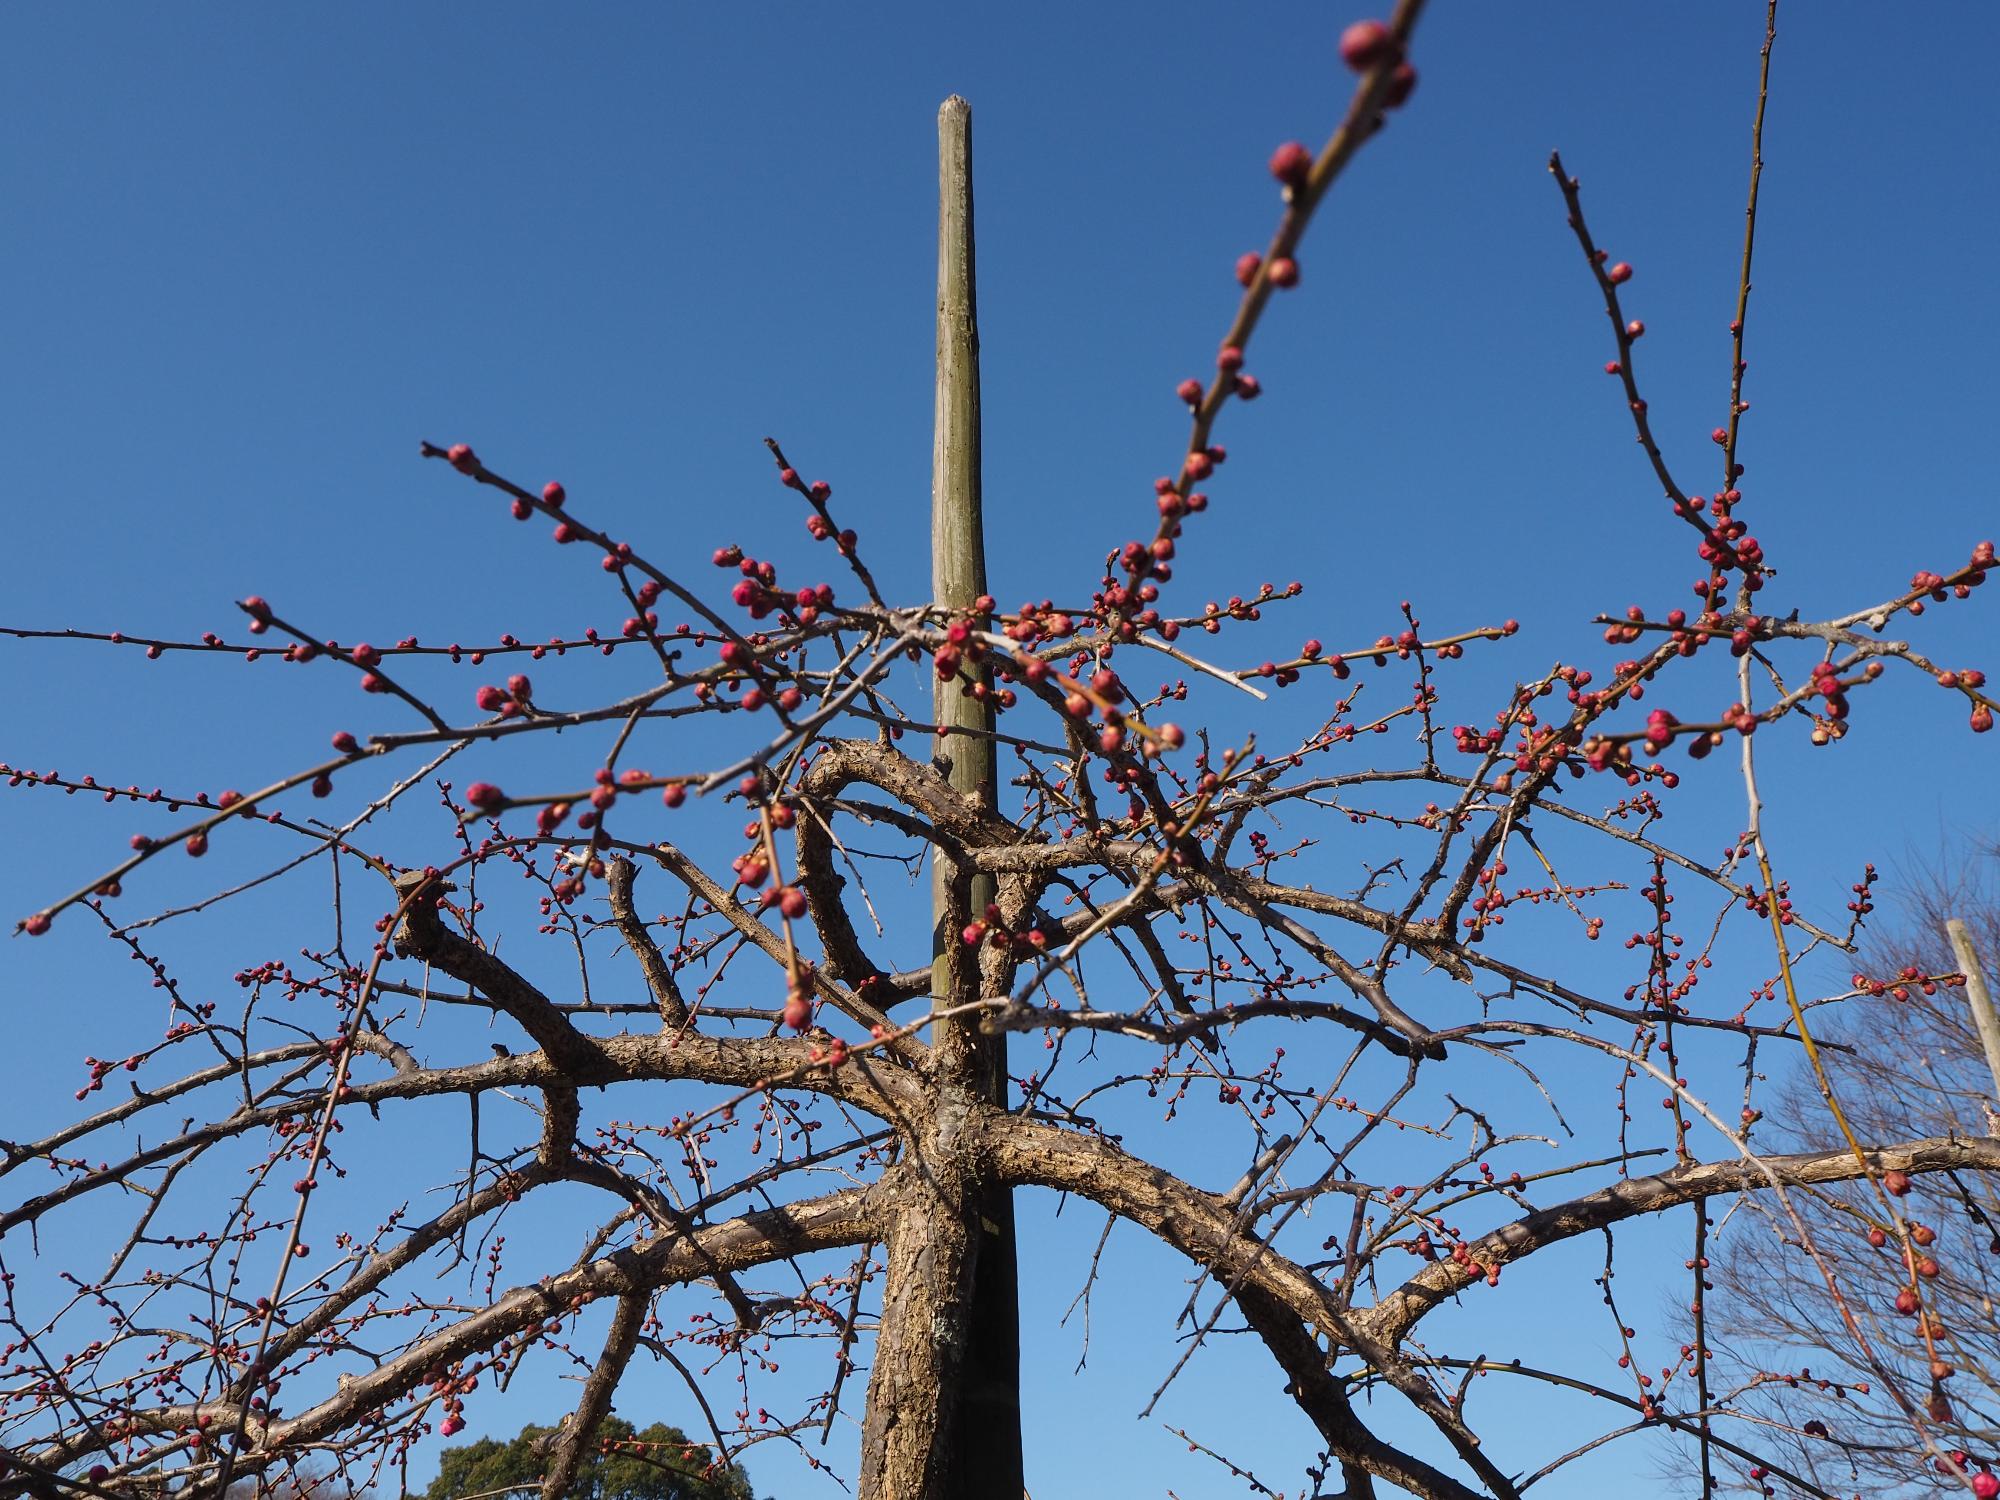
4, 4, 1999, 1496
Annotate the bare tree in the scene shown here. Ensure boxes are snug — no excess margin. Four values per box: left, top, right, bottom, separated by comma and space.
5, 5, 1999, 1499
1696, 848, 2000, 1497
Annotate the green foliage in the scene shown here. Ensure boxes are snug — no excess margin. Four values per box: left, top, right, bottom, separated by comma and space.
424, 1416, 755, 1500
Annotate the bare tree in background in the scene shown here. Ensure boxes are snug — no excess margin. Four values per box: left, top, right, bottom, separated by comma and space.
5, 5, 2000, 1498
1698, 846, 2000, 1497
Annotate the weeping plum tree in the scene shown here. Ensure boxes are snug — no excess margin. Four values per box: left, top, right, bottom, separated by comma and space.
5, 3, 1999, 1498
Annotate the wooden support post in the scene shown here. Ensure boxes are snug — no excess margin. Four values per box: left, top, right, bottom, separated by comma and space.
931, 92, 995, 1001
1946, 918, 2000, 1111
929, 94, 1025, 1500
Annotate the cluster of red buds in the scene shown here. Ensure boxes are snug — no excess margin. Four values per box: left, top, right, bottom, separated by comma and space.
960, 903, 1058, 956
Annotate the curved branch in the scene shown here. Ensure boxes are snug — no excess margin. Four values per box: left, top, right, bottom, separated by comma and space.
605, 856, 690, 1028
982, 1113, 1517, 1497
393, 872, 607, 1077
1360, 1134, 2000, 1347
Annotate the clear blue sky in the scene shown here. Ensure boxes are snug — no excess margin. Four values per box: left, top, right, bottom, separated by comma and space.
4, 4, 1998, 1496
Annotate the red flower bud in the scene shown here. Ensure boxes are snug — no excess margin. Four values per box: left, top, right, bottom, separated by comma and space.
1339, 19, 1395, 71
1268, 140, 1312, 186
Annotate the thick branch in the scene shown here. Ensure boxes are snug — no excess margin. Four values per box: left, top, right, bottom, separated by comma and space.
1360, 1134, 2000, 1346
1236, 1284, 1482, 1500
539, 1292, 647, 1500
982, 1114, 1517, 1496
259, 1185, 880, 1461
393, 872, 607, 1078
605, 856, 690, 1027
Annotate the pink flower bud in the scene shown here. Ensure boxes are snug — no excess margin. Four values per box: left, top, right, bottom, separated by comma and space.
1339, 19, 1395, 70
1268, 140, 1312, 186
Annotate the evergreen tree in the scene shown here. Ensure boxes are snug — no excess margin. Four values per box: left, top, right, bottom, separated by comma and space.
424, 1417, 755, 1500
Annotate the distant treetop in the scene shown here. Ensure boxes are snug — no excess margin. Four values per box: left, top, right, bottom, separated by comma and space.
423, 1417, 756, 1500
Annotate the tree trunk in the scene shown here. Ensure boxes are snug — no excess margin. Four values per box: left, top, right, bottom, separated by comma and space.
858, 1179, 979, 1499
